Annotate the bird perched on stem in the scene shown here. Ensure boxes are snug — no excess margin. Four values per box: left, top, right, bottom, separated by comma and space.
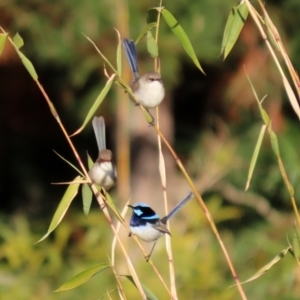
128, 192, 194, 261
88, 116, 117, 190
122, 38, 165, 109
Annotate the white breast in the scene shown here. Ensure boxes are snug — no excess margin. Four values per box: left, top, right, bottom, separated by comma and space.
134, 81, 165, 108
130, 223, 164, 242
89, 162, 116, 190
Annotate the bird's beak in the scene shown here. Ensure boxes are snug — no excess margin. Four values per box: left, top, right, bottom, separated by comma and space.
127, 204, 133, 208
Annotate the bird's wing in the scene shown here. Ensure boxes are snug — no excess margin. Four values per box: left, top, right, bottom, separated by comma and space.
153, 221, 171, 236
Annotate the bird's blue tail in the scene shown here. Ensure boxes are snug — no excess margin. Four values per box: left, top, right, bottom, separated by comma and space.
122, 38, 139, 79
161, 192, 194, 223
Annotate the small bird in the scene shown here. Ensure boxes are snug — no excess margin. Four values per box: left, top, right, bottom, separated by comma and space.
88, 116, 117, 190
128, 192, 194, 261
122, 38, 165, 109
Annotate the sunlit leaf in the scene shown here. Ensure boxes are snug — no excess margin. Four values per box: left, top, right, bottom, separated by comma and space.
55, 263, 109, 291
146, 31, 158, 57
12, 32, 24, 49
221, 3, 248, 60
124, 275, 159, 300
71, 73, 116, 136
10, 33, 38, 80
36, 176, 81, 243
82, 183, 92, 216
245, 124, 267, 191
0, 33, 8, 56
18, 51, 38, 80
160, 8, 205, 74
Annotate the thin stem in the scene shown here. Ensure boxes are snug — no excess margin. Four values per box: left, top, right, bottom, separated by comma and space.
154, 2, 178, 298
152, 125, 247, 300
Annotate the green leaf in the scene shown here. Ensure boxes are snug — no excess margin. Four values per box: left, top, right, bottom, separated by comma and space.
160, 8, 205, 74
18, 51, 38, 80
12, 32, 24, 49
146, 31, 158, 57
10, 33, 38, 80
0, 33, 8, 57
71, 73, 116, 136
82, 183, 92, 216
124, 275, 159, 300
55, 263, 109, 292
87, 152, 94, 169
36, 176, 81, 243
245, 124, 267, 191
269, 130, 280, 156
221, 3, 248, 60
135, 22, 157, 44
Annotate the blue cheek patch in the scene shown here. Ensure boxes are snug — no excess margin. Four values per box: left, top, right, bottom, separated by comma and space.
133, 208, 143, 216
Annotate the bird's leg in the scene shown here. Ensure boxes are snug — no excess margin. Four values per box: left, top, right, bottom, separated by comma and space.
145, 240, 157, 262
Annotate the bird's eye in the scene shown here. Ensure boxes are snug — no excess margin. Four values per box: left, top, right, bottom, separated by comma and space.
149, 77, 155, 81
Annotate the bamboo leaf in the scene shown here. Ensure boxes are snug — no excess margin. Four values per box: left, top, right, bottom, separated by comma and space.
55, 263, 109, 291
136, 22, 157, 44
36, 176, 81, 243
71, 73, 116, 136
0, 33, 8, 56
221, 3, 249, 60
245, 124, 267, 191
160, 8, 205, 74
87, 152, 94, 169
82, 183, 92, 216
269, 130, 280, 156
12, 32, 24, 49
146, 31, 158, 57
10, 33, 38, 80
